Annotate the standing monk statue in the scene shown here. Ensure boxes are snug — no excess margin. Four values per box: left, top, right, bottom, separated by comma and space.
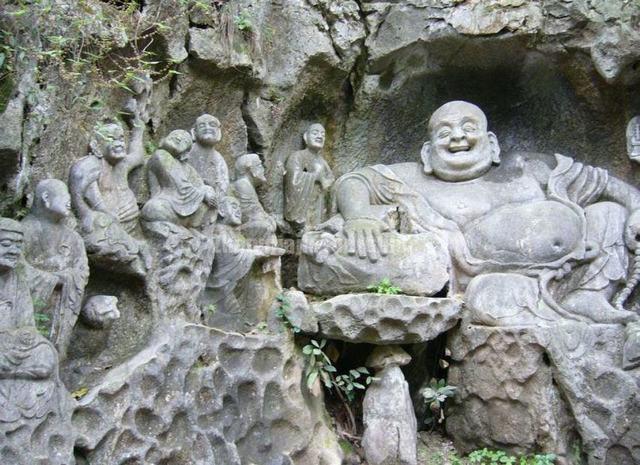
188, 114, 230, 203
284, 123, 335, 234
22, 179, 89, 360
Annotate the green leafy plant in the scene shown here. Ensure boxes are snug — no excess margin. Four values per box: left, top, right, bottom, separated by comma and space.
274, 293, 300, 333
367, 278, 401, 295
420, 378, 457, 428
234, 10, 253, 32
467, 449, 556, 465
301, 338, 377, 434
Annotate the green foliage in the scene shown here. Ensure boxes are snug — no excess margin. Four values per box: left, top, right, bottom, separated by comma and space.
301, 339, 376, 401
468, 449, 556, 465
0, 0, 192, 103
274, 293, 300, 333
233, 10, 253, 32
367, 278, 402, 295
421, 378, 457, 427
204, 304, 216, 315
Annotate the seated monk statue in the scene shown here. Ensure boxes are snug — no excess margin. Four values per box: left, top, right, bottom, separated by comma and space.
142, 129, 218, 229
68, 112, 150, 277
231, 153, 278, 247
141, 130, 218, 321
322, 100, 640, 326
200, 196, 284, 331
21, 179, 89, 361
0, 218, 58, 424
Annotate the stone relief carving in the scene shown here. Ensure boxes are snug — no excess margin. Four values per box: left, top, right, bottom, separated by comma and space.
141, 129, 216, 320
232, 153, 278, 246
68, 109, 150, 277
80, 295, 121, 330
324, 100, 640, 327
627, 115, 640, 163
188, 113, 230, 201
284, 123, 335, 234
362, 346, 417, 465
0, 218, 74, 463
21, 179, 89, 360
200, 196, 284, 331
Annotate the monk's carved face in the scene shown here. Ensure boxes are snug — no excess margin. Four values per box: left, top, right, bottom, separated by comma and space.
194, 115, 221, 147
424, 101, 500, 182
44, 184, 72, 221
0, 230, 23, 271
97, 124, 126, 165
247, 157, 266, 184
162, 130, 193, 161
221, 198, 242, 226
304, 124, 325, 151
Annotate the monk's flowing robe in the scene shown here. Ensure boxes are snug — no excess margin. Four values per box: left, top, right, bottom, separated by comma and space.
143, 150, 209, 228
0, 267, 57, 423
21, 215, 89, 357
284, 150, 334, 229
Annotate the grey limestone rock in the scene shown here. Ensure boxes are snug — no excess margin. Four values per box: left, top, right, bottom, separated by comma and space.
363, 345, 417, 465
628, 116, 640, 163
72, 321, 343, 465
447, 322, 640, 465
311, 293, 462, 344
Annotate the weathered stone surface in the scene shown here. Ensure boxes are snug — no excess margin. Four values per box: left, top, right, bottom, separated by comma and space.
73, 321, 342, 465
0, 217, 75, 465
311, 294, 462, 344
279, 288, 318, 334
447, 323, 640, 464
363, 346, 417, 465
299, 230, 450, 297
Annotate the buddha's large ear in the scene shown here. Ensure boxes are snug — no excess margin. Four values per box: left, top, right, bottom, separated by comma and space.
421, 141, 433, 174
302, 130, 309, 147
190, 128, 196, 142
488, 131, 501, 165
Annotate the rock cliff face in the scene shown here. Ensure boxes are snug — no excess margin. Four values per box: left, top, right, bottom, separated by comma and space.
2, 0, 640, 215
1, 1, 640, 465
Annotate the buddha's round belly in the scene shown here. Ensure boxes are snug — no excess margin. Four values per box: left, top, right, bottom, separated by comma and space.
464, 200, 583, 265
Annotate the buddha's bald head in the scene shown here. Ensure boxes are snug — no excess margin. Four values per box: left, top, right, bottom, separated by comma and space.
422, 100, 500, 182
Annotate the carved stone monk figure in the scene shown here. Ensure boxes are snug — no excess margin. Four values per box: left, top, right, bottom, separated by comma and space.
69, 117, 149, 276
22, 179, 89, 360
188, 114, 230, 201
232, 153, 277, 246
201, 196, 284, 331
142, 130, 217, 320
0, 218, 58, 423
142, 129, 218, 229
284, 123, 335, 233
329, 100, 640, 325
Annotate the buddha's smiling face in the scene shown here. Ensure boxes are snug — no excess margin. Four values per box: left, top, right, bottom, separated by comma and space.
425, 101, 500, 182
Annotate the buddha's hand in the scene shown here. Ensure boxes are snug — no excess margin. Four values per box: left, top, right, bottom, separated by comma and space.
625, 209, 640, 252
343, 218, 390, 262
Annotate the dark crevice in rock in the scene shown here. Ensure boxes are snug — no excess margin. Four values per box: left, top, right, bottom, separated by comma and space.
241, 89, 263, 154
